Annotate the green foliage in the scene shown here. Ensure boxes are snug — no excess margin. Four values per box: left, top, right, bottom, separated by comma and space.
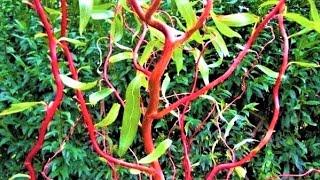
0, 0, 319, 179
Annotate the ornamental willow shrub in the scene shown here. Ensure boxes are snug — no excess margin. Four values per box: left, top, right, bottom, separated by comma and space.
1, 0, 319, 179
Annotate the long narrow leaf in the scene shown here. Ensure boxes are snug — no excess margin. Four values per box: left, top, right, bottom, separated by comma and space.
0, 102, 45, 116
118, 75, 144, 156
138, 139, 172, 164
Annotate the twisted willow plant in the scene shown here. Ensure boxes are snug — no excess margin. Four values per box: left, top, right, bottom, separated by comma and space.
3, 0, 319, 179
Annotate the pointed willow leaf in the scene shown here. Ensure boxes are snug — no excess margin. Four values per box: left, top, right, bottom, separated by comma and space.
256, 65, 279, 79
79, 0, 93, 35
207, 27, 229, 57
289, 61, 319, 68
110, 15, 123, 42
95, 103, 121, 128
307, 0, 320, 21
60, 74, 97, 91
0, 102, 44, 116
289, 28, 313, 38
258, 1, 278, 12
285, 13, 318, 32
109, 52, 133, 63
212, 15, 242, 38
89, 88, 114, 105
91, 10, 113, 20
192, 49, 209, 85
215, 13, 259, 27
161, 74, 171, 96
224, 115, 242, 139
172, 48, 184, 75
118, 75, 143, 157
138, 139, 172, 164
174, 0, 202, 42
58, 37, 86, 46
91, 3, 114, 20
139, 40, 160, 65
8, 173, 30, 180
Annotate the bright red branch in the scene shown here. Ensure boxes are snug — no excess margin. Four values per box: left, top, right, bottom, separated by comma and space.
24, 1, 64, 179
155, 0, 286, 120
206, 3, 288, 179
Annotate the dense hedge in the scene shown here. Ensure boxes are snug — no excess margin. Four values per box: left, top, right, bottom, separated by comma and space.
0, 0, 319, 179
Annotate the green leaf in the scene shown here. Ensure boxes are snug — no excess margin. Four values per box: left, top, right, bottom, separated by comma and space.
192, 49, 209, 85
304, 101, 320, 106
110, 15, 124, 42
91, 3, 114, 20
118, 75, 143, 157
307, 0, 320, 21
109, 52, 133, 63
174, 0, 202, 42
161, 73, 171, 96
0, 102, 44, 116
289, 28, 313, 38
89, 88, 114, 105
91, 10, 113, 20
235, 166, 247, 178
215, 13, 259, 27
258, 1, 278, 12
138, 139, 172, 164
58, 37, 86, 47
285, 13, 319, 33
79, 0, 94, 35
44, 7, 61, 16
288, 61, 319, 68
8, 173, 30, 180
60, 74, 97, 91
212, 15, 242, 38
140, 40, 161, 65
224, 115, 242, 139
207, 27, 229, 57
256, 65, 279, 79
172, 48, 184, 75
95, 103, 121, 128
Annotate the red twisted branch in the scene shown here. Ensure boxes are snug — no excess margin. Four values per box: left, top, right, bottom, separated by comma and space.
24, 1, 64, 179
206, 2, 288, 179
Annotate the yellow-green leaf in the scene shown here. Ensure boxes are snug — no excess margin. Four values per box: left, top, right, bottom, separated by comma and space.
89, 88, 114, 105
0, 102, 44, 116
79, 0, 93, 35
172, 48, 184, 75
307, 0, 320, 21
212, 14, 241, 38
235, 166, 247, 178
95, 103, 121, 128
207, 27, 229, 57
109, 52, 133, 63
215, 13, 259, 27
174, 0, 202, 42
60, 74, 97, 91
118, 75, 143, 157
192, 49, 209, 85
8, 173, 30, 180
138, 139, 172, 164
58, 37, 86, 47
258, 1, 278, 12
91, 3, 114, 20
161, 73, 171, 97
256, 65, 279, 79
288, 61, 319, 68
285, 13, 319, 33
110, 15, 123, 42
